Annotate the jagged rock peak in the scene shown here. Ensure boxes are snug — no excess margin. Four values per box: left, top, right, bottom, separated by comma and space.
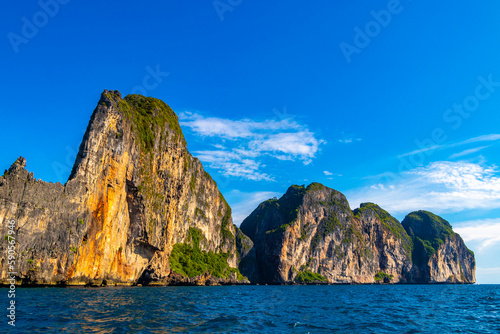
3, 157, 28, 179
101, 89, 122, 100
12, 156, 26, 168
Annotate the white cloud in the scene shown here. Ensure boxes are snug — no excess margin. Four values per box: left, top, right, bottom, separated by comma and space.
338, 138, 361, 144
399, 133, 500, 158
370, 184, 395, 191
193, 150, 273, 181
477, 267, 500, 273
412, 161, 500, 194
476, 267, 500, 284
346, 161, 500, 215
226, 190, 282, 226
193, 150, 241, 163
339, 139, 353, 144
454, 219, 500, 250
449, 146, 490, 159
461, 134, 500, 145
399, 145, 442, 158
180, 113, 300, 139
180, 112, 325, 181
324, 171, 342, 179
249, 131, 324, 163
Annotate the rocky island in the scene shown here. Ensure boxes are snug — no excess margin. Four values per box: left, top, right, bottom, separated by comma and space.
240, 183, 475, 284
0, 91, 475, 286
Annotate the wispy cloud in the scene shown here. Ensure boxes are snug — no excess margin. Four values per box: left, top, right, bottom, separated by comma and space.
226, 190, 282, 225
324, 170, 342, 179
477, 267, 500, 273
347, 161, 500, 214
399, 145, 441, 158
461, 134, 500, 145
179, 112, 300, 139
449, 146, 490, 159
476, 267, 500, 284
193, 150, 272, 181
398, 133, 500, 158
338, 138, 361, 144
370, 184, 395, 191
454, 219, 500, 250
249, 131, 322, 163
180, 112, 325, 181
336, 132, 362, 144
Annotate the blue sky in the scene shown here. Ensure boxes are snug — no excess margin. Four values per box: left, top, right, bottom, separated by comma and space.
1, 0, 500, 283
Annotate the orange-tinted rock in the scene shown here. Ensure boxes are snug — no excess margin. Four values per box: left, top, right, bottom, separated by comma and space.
0, 90, 246, 286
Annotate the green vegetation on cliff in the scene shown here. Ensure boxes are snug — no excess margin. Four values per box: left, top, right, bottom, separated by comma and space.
402, 211, 455, 265
189, 174, 196, 192
242, 185, 307, 237
354, 203, 413, 256
311, 214, 341, 249
169, 228, 244, 280
221, 208, 234, 241
295, 269, 328, 284
278, 185, 306, 223
306, 182, 326, 192
374, 271, 394, 282
103, 91, 186, 151
219, 192, 235, 243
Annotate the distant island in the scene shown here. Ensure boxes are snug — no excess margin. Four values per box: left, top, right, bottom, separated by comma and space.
0, 91, 475, 286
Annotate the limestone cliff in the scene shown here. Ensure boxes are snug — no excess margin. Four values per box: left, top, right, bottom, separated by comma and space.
240, 183, 475, 284
402, 211, 476, 283
0, 90, 247, 286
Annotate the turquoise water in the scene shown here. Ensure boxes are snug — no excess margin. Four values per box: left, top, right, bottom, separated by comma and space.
2, 285, 499, 333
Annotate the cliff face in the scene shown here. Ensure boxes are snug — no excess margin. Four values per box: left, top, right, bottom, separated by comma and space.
0, 90, 247, 286
240, 183, 476, 284
402, 211, 476, 283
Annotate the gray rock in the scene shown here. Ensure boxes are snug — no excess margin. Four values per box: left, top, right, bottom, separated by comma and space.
240, 183, 476, 284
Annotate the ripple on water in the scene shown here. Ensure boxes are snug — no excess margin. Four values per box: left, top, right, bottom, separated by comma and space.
5, 284, 500, 333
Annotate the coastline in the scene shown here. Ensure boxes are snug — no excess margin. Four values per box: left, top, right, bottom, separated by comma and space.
0, 281, 476, 288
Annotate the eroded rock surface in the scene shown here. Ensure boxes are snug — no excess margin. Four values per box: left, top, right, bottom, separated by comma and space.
240, 183, 475, 284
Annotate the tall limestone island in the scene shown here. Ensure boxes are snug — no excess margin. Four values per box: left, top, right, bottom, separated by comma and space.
402, 211, 476, 283
0, 90, 250, 286
240, 183, 475, 284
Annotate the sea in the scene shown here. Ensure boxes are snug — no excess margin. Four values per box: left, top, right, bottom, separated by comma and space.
2, 284, 499, 333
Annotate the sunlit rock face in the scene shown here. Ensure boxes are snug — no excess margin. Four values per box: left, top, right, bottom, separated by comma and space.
0, 90, 247, 286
